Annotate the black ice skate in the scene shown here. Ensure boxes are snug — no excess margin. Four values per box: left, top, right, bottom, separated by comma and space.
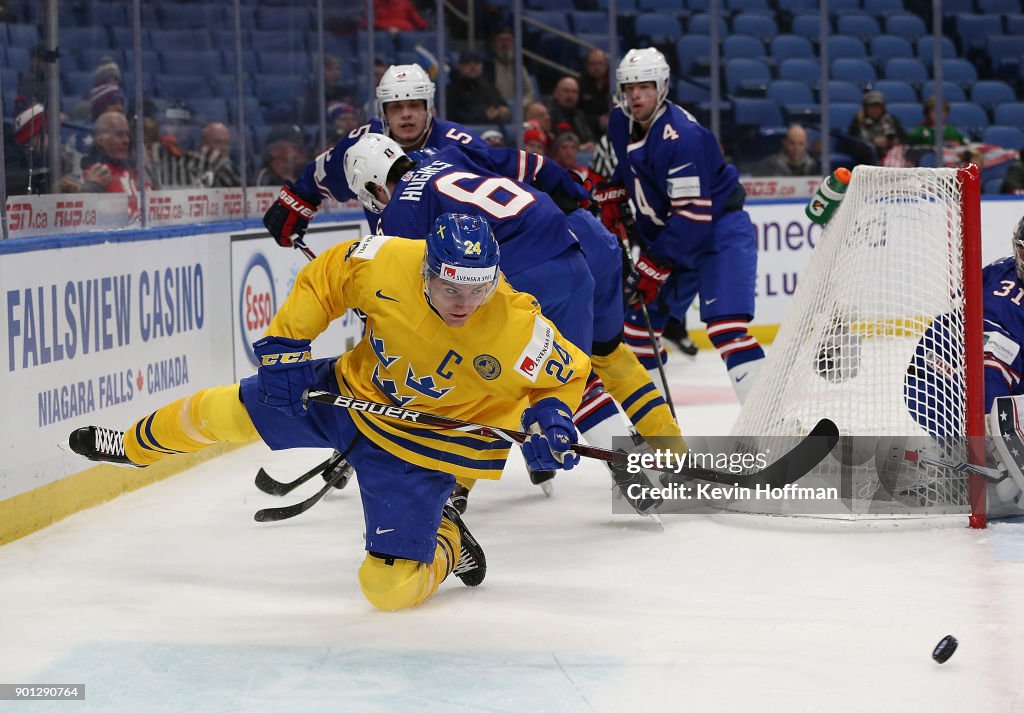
68, 426, 142, 467
320, 450, 354, 489
528, 467, 556, 496
449, 483, 471, 514
444, 500, 486, 587
663, 317, 698, 359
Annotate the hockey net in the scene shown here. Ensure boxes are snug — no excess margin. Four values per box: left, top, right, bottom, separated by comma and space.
730, 165, 986, 526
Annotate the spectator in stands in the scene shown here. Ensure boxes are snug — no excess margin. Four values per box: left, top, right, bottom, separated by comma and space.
4, 99, 49, 195
0, 1, 16, 22
447, 51, 511, 125
545, 77, 595, 151
16, 43, 50, 107
481, 129, 505, 147
79, 111, 145, 195
328, 102, 361, 140
550, 130, 603, 190
523, 124, 549, 155
908, 97, 966, 147
142, 116, 187, 189
89, 84, 126, 122
189, 121, 241, 188
256, 124, 309, 186
372, 0, 428, 35
71, 55, 123, 121
525, 101, 553, 142
303, 54, 355, 123
485, 28, 536, 109
847, 90, 906, 165
1000, 151, 1024, 195
578, 49, 612, 136
750, 124, 821, 177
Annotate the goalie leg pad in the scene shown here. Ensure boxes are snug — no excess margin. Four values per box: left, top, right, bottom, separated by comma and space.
989, 396, 1024, 495
124, 384, 258, 466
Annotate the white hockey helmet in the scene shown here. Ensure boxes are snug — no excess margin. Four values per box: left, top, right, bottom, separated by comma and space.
614, 48, 671, 119
343, 133, 407, 214
376, 64, 435, 133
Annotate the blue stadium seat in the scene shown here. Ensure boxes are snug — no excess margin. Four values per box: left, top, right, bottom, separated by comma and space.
770, 35, 815, 62
212, 29, 247, 52
161, 50, 225, 76
684, 0, 710, 10
596, 0, 638, 10
886, 102, 922, 128
525, 10, 571, 34
921, 79, 967, 102
61, 71, 94, 98
862, 0, 905, 16
767, 79, 815, 105
571, 11, 609, 34
884, 57, 929, 85
872, 79, 918, 102
675, 35, 712, 75
7, 23, 39, 48
1005, 14, 1024, 34
190, 97, 231, 124
85, 2, 130, 26
947, 102, 990, 138
916, 36, 957, 63
149, 29, 214, 51
156, 3, 228, 28
637, 0, 680, 10
228, 96, 262, 125
828, 36, 868, 60
940, 58, 979, 86
732, 13, 777, 42
723, 34, 767, 61
986, 36, 1023, 81
675, 78, 711, 105
982, 126, 1024, 150
75, 48, 125, 74
792, 14, 828, 40
994, 103, 1024, 126
256, 51, 312, 75
59, 27, 111, 51
831, 58, 877, 86
732, 97, 785, 129
828, 0, 862, 15
827, 80, 865, 103
778, 57, 821, 84
254, 74, 300, 103
249, 29, 307, 54
977, 0, 1019, 13
983, 177, 1005, 195
5, 45, 30, 73
829, 102, 861, 130
256, 6, 314, 31
869, 35, 915, 65
156, 74, 215, 100
837, 14, 881, 40
688, 13, 728, 35
955, 14, 1003, 54
724, 58, 771, 95
885, 13, 927, 39
726, 0, 771, 12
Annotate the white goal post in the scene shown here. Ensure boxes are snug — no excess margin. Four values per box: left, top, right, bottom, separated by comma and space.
731, 165, 986, 527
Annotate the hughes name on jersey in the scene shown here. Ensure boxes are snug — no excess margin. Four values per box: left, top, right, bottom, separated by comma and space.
265, 234, 589, 480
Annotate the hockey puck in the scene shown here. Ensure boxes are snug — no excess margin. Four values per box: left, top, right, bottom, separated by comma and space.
932, 635, 958, 663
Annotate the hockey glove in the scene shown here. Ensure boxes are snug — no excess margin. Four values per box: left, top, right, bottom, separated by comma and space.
520, 397, 580, 472
263, 181, 319, 248
592, 181, 629, 234
624, 252, 673, 306
253, 336, 315, 417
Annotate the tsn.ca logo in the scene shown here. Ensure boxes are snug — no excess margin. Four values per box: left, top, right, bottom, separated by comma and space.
519, 356, 537, 375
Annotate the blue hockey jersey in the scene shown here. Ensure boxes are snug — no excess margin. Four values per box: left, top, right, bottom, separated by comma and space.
607, 102, 744, 263
375, 147, 578, 277
981, 256, 1024, 410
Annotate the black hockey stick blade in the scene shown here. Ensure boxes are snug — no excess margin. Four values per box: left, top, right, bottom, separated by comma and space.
254, 462, 349, 522
659, 418, 840, 490
254, 456, 333, 496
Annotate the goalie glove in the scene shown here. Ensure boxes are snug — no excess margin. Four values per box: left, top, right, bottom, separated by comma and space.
263, 181, 319, 248
520, 397, 580, 472
624, 252, 673, 306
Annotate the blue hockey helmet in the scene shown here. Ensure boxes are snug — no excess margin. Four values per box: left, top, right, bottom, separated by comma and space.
423, 213, 500, 290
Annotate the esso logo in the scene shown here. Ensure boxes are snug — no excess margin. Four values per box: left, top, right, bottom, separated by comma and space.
239, 253, 277, 367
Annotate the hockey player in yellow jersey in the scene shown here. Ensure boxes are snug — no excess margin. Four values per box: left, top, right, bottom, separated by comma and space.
68, 214, 589, 611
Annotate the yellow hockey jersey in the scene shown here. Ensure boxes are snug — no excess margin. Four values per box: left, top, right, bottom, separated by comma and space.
266, 234, 590, 480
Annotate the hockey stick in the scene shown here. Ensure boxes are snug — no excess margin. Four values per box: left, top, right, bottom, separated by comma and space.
254, 457, 352, 522
302, 389, 839, 488
902, 449, 1005, 483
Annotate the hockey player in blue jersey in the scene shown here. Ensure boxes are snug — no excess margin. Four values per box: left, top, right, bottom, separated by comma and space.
599, 47, 766, 402
344, 132, 686, 508
905, 215, 1024, 516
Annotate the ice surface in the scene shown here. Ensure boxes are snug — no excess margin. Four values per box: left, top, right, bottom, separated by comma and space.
2, 351, 1023, 712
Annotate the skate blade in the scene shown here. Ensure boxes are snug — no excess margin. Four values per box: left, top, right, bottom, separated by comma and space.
540, 480, 555, 498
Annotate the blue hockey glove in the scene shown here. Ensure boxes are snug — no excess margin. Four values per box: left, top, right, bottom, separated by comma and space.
253, 336, 314, 417
520, 397, 580, 471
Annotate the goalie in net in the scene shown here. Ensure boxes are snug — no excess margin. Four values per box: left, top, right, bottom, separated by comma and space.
730, 165, 988, 524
